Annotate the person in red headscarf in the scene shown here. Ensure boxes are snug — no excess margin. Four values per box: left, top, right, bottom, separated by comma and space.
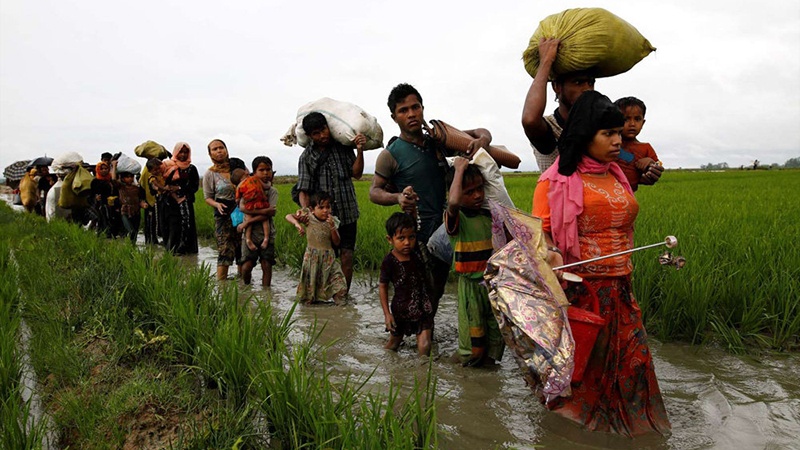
90, 160, 121, 237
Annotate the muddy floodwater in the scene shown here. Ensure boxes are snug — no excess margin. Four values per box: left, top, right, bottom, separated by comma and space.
174, 243, 800, 449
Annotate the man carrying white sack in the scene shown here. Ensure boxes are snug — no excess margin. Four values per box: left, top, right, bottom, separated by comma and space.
296, 111, 366, 293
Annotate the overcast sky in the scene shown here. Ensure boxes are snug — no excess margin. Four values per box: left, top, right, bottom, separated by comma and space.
2, 0, 799, 176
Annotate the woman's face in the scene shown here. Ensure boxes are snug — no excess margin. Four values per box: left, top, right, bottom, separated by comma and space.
208, 140, 228, 163
587, 127, 623, 163
177, 146, 190, 162
98, 164, 110, 177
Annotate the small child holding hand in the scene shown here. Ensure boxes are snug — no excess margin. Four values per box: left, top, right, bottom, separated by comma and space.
285, 191, 348, 305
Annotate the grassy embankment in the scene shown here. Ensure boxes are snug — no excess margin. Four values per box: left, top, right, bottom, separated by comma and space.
0, 206, 437, 449
196, 170, 799, 352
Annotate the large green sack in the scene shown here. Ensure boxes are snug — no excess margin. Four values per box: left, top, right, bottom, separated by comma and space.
134, 140, 168, 159
523, 8, 655, 79
58, 169, 89, 209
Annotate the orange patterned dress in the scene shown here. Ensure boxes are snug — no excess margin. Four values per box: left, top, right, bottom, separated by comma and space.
533, 173, 671, 437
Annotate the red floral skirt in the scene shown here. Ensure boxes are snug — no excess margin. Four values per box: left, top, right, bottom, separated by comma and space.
546, 276, 671, 437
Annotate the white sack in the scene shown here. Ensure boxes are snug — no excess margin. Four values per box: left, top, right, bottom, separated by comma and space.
446, 148, 515, 208
115, 154, 142, 175
283, 97, 384, 150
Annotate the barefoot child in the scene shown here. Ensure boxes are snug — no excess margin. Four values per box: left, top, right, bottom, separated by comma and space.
236, 157, 272, 251
614, 96, 664, 191
379, 212, 434, 356
285, 191, 347, 304
445, 157, 504, 367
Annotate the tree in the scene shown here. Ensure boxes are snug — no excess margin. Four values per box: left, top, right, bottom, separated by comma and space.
784, 157, 800, 169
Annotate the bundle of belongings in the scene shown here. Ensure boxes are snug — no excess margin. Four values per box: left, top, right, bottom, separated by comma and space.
522, 7, 655, 79
424, 120, 516, 265
53, 151, 92, 209
281, 97, 384, 150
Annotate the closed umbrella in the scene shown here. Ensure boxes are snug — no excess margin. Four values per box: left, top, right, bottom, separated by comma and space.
484, 200, 575, 401
3, 160, 32, 181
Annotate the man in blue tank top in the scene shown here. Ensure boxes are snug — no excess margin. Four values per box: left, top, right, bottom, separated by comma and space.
370, 83, 493, 314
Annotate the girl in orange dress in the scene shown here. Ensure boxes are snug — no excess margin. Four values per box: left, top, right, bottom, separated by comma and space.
532, 90, 671, 437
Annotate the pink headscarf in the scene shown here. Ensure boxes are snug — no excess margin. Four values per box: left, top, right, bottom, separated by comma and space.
538, 155, 632, 264
171, 142, 192, 170
163, 142, 191, 180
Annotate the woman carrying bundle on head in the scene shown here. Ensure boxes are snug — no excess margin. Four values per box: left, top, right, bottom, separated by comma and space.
532, 90, 670, 437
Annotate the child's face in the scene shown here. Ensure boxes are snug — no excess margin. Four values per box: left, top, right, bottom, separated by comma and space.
621, 106, 646, 141
312, 199, 331, 221
121, 174, 135, 185
387, 226, 417, 256
254, 162, 273, 184
150, 163, 163, 176
458, 175, 485, 210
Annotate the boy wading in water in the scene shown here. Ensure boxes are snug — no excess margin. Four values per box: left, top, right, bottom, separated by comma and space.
445, 157, 504, 367
379, 212, 434, 356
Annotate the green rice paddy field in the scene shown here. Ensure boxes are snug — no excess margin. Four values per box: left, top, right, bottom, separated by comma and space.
197, 169, 800, 352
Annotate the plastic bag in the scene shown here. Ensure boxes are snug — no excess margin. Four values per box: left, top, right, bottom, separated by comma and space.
115, 154, 142, 175
282, 98, 384, 150
523, 8, 655, 79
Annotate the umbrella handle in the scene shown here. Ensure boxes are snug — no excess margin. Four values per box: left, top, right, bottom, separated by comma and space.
553, 236, 678, 271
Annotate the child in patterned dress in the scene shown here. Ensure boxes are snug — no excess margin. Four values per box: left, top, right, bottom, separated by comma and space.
284, 191, 347, 304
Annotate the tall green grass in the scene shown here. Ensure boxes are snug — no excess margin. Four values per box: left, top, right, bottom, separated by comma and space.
195, 170, 800, 351
1, 204, 440, 448
0, 241, 47, 449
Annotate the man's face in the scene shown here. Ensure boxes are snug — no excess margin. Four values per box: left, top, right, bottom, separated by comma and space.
555, 73, 595, 110
309, 126, 331, 147
391, 94, 424, 135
